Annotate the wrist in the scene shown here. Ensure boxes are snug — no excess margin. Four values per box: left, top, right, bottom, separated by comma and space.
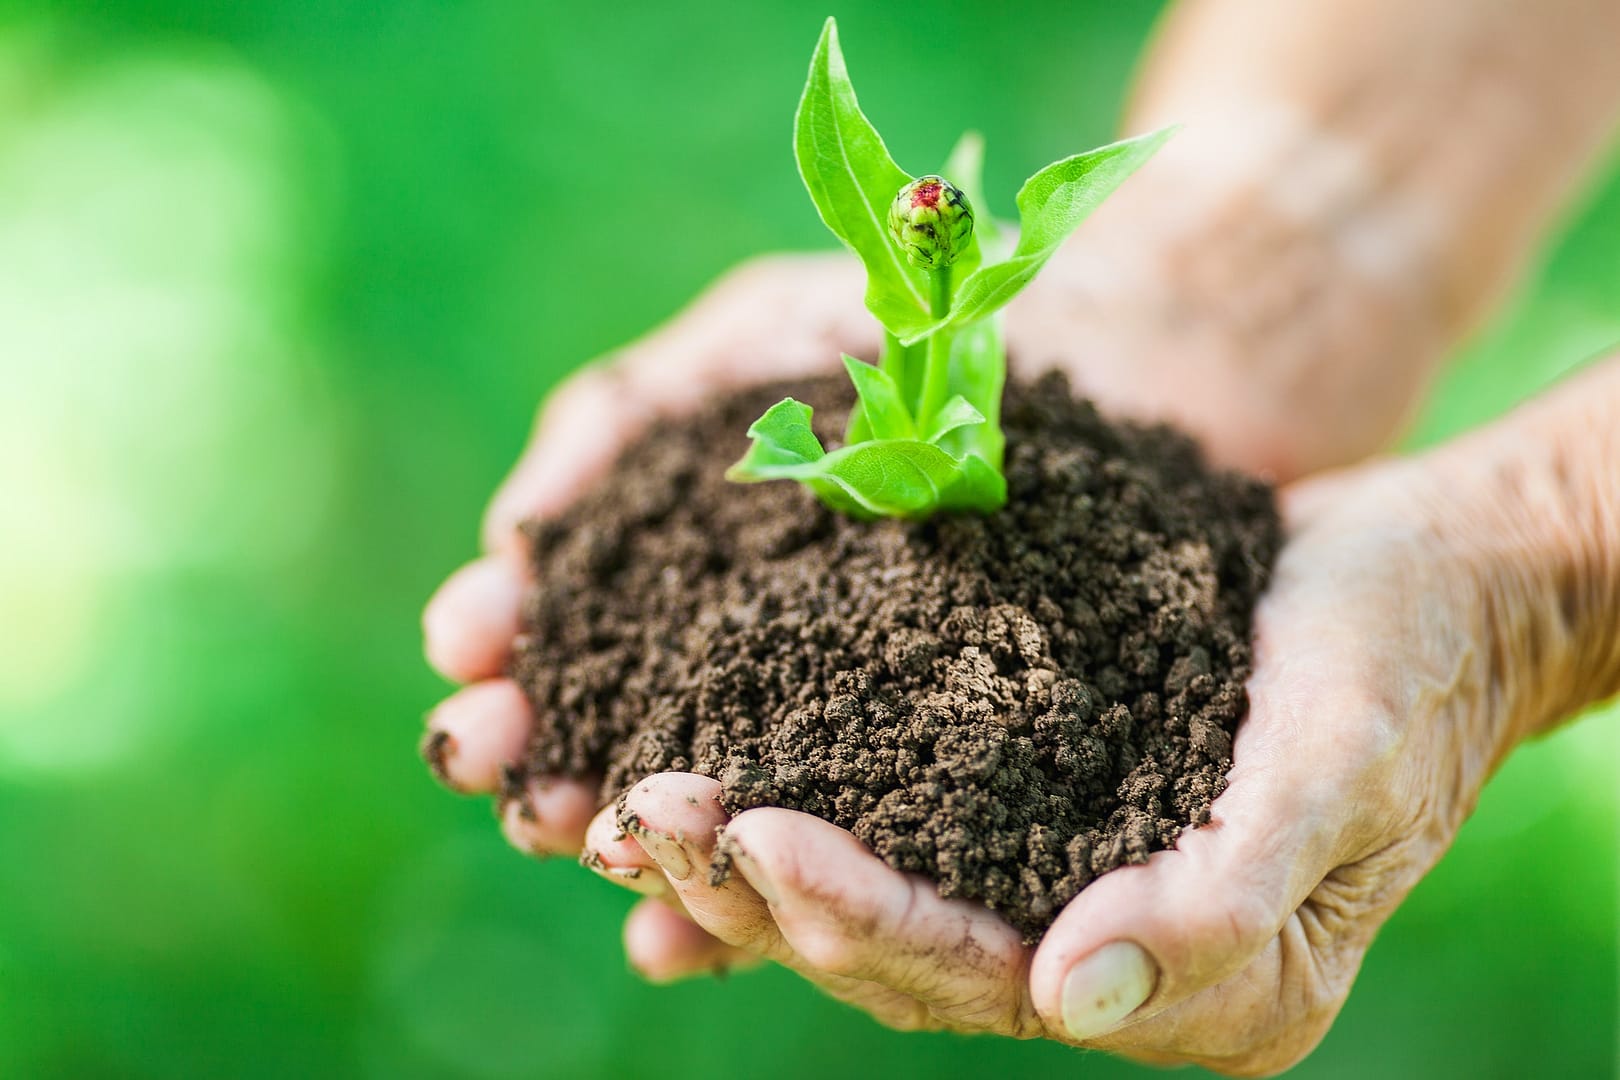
1017, 106, 1449, 479
1103, 100, 1443, 293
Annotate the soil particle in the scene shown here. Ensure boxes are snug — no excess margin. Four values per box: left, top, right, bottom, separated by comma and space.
419, 730, 453, 786
508, 373, 1280, 941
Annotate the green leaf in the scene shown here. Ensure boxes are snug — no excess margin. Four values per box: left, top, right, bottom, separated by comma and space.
730, 409, 1001, 518
732, 437, 1006, 519
877, 332, 925, 416
725, 398, 825, 477
841, 355, 915, 441
922, 395, 985, 444
942, 130, 1000, 258
844, 401, 872, 445
935, 316, 1006, 467
728, 398, 868, 516
933, 132, 985, 282
814, 440, 964, 517
939, 452, 1007, 512
794, 18, 936, 341
901, 126, 1174, 343
730, 25, 1166, 522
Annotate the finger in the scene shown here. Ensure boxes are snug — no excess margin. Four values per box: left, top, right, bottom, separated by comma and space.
622, 898, 758, 984
580, 801, 669, 899
420, 679, 531, 793
422, 556, 527, 682
619, 773, 935, 1030
721, 808, 1040, 1036
498, 773, 601, 857
481, 254, 873, 556
1028, 681, 1365, 1045
1081, 825, 1407, 1070
618, 773, 776, 945
1080, 925, 1346, 1075
482, 365, 653, 557
580, 807, 730, 978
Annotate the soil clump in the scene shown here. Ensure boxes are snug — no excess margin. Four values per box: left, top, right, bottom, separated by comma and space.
509, 373, 1281, 941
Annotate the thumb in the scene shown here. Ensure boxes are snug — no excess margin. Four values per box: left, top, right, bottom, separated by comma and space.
1029, 692, 1365, 1043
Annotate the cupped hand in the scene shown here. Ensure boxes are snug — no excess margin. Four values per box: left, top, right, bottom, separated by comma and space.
575, 451, 1532, 1075
419, 254, 879, 953
419, 238, 1477, 1061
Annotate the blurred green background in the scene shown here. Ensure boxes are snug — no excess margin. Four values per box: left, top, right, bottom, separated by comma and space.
0, 2, 1615, 1077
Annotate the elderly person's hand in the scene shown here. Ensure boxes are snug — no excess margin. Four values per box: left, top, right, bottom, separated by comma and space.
415, 155, 1438, 855
420, 0, 1620, 1067
415, 201, 1432, 978
415, 119, 1472, 854
418, 252, 875, 860
570, 355, 1620, 1074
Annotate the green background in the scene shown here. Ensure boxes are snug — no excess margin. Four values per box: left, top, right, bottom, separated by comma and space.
1, 2, 1615, 1077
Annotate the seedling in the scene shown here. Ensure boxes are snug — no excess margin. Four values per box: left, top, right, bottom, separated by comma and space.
727, 17, 1171, 518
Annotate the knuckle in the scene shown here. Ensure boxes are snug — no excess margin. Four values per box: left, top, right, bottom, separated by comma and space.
1201, 928, 1347, 1074
1303, 864, 1405, 944
936, 982, 1038, 1038
1333, 691, 1405, 772
675, 893, 771, 953
851, 991, 937, 1033
1186, 888, 1277, 975
878, 1002, 940, 1033
1280, 686, 1404, 799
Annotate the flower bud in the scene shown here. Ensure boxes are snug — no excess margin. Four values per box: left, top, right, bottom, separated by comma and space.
888, 175, 974, 270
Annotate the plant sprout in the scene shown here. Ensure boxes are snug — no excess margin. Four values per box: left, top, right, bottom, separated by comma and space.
727, 17, 1171, 519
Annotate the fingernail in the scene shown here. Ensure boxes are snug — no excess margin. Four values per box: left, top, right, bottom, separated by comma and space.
498, 785, 551, 859
631, 829, 693, 882
717, 832, 777, 902
499, 766, 536, 820
581, 851, 670, 897
1061, 941, 1157, 1041
420, 729, 456, 788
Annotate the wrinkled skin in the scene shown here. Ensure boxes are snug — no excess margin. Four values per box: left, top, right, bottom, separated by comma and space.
421, 255, 1611, 1074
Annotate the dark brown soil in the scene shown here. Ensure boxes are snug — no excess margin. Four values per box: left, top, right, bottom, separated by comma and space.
508, 373, 1280, 941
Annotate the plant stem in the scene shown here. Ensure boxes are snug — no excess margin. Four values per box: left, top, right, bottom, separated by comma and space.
929, 268, 951, 321
916, 267, 953, 425
879, 331, 908, 388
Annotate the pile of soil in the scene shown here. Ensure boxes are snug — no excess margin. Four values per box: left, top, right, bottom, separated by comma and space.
509, 373, 1280, 941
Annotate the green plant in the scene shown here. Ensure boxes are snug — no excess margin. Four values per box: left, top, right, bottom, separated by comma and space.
726, 17, 1171, 518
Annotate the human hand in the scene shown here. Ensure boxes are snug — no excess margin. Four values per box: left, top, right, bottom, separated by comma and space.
418, 218, 1464, 990
420, 214, 1616, 1066
573, 417, 1601, 1073
419, 253, 888, 973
